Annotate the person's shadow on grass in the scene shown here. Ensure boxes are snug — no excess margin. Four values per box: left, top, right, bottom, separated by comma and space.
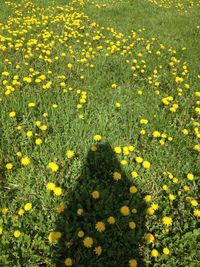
54, 143, 146, 267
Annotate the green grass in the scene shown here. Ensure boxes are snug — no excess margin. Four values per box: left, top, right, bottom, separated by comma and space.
0, 0, 199, 266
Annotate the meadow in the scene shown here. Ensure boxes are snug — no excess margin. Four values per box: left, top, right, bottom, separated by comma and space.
0, 0, 200, 266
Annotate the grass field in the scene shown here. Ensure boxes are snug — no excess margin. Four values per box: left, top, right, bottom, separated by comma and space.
0, 0, 200, 266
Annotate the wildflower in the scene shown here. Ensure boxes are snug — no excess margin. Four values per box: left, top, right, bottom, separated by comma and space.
93, 135, 102, 141
163, 247, 170, 255
0, 227, 3, 235
131, 171, 138, 178
129, 221, 136, 229
66, 150, 74, 159
135, 156, 143, 163
56, 202, 65, 214
91, 191, 100, 199
26, 131, 33, 137
91, 145, 97, 152
14, 230, 21, 238
64, 258, 73, 266
24, 203, 32, 211
9, 111, 16, 118
46, 182, 56, 191
162, 216, 173, 226
113, 171, 122, 181
145, 233, 155, 244
129, 259, 137, 267
21, 156, 30, 166
48, 231, 62, 243
151, 249, 159, 257
83, 237, 93, 248
54, 187, 62, 196
35, 138, 42, 145
151, 203, 159, 210
78, 230, 84, 238
144, 195, 152, 202
6, 163, 13, 170
146, 207, 155, 215
114, 147, 121, 154
48, 162, 59, 172
129, 186, 137, 193
187, 173, 194, 181
153, 131, 160, 137
169, 194, 176, 201
94, 246, 102, 256
95, 221, 105, 232
77, 208, 84, 216
194, 209, 200, 217
107, 216, 116, 224
142, 160, 151, 169
120, 206, 130, 216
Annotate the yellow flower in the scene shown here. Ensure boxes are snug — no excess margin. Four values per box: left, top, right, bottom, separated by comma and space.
169, 194, 176, 201
146, 207, 155, 215
6, 163, 13, 170
18, 209, 25, 216
115, 102, 121, 108
194, 209, 200, 217
135, 156, 143, 163
162, 216, 173, 226
94, 246, 102, 256
142, 161, 151, 169
9, 111, 16, 118
151, 203, 159, 210
152, 131, 160, 138
113, 172, 122, 181
14, 230, 21, 238
64, 258, 73, 266
56, 201, 65, 214
0, 227, 3, 235
53, 187, 62, 196
111, 83, 117, 89
93, 135, 102, 141
107, 216, 116, 224
48, 231, 62, 243
95, 221, 105, 232
151, 249, 159, 257
91, 145, 97, 152
24, 203, 32, 211
131, 171, 138, 178
187, 173, 194, 181
46, 182, 56, 191
21, 156, 30, 166
191, 199, 198, 207
66, 150, 74, 159
35, 138, 42, 145
129, 259, 137, 267
91, 191, 100, 199
83, 237, 93, 248
120, 206, 130, 216
163, 247, 170, 255
145, 233, 155, 244
77, 208, 84, 216
77, 230, 84, 238
144, 195, 152, 202
114, 147, 121, 154
48, 162, 59, 172
129, 186, 137, 193
129, 221, 136, 230
26, 131, 33, 137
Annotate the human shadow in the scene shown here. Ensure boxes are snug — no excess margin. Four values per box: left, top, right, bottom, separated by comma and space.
54, 143, 146, 267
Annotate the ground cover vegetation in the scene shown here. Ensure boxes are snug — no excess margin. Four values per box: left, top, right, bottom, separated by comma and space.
0, 0, 200, 266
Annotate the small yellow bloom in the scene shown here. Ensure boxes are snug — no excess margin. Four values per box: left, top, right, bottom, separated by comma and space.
14, 230, 21, 238
48, 162, 59, 172
145, 233, 155, 244
64, 258, 73, 266
107, 216, 116, 224
93, 135, 102, 141
129, 259, 137, 267
163, 247, 170, 255
91, 191, 100, 199
142, 161, 151, 169
77, 230, 84, 238
129, 221, 136, 230
129, 186, 137, 193
9, 111, 16, 118
83, 237, 93, 248
21, 156, 30, 166
151, 249, 159, 257
113, 172, 122, 181
94, 246, 102, 256
120, 206, 130, 216
6, 163, 13, 170
46, 182, 56, 191
95, 221, 105, 232
66, 150, 74, 159
24, 203, 32, 211
53, 187, 62, 196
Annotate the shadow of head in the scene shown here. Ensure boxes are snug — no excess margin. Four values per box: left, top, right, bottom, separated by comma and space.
53, 143, 146, 267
